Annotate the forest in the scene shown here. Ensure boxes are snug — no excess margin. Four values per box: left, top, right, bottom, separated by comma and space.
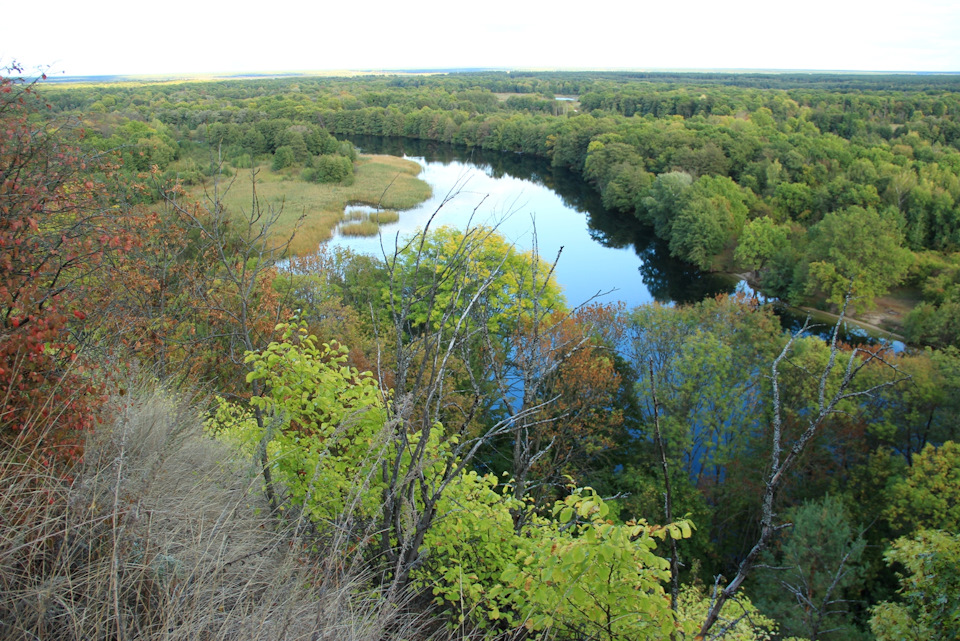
1, 65, 959, 641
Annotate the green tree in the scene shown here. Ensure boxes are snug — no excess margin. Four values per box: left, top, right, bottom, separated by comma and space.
753, 495, 866, 640
864, 349, 960, 462
774, 181, 816, 221
885, 441, 960, 533
278, 130, 310, 163
305, 153, 354, 184
870, 529, 960, 641
674, 141, 731, 177
735, 216, 791, 276
384, 225, 566, 336
372, 221, 574, 590
804, 206, 913, 311
638, 171, 693, 240
628, 296, 782, 492
698, 305, 901, 639
905, 299, 960, 349
584, 137, 653, 212
668, 175, 749, 269
271, 146, 296, 170
625, 296, 784, 587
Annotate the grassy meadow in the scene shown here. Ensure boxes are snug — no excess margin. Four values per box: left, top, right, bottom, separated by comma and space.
200, 154, 431, 255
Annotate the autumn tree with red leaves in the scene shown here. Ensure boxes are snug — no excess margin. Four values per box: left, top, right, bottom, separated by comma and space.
0, 66, 132, 460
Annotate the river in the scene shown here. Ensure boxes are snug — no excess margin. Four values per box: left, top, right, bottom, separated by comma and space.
330, 137, 739, 311
327, 137, 898, 347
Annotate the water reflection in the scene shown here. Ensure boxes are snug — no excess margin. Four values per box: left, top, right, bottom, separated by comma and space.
342, 136, 737, 309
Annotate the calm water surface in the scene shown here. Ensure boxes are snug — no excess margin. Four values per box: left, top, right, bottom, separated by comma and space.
329, 138, 737, 310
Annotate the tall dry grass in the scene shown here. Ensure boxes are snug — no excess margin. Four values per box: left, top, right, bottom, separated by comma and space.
0, 383, 435, 641
199, 155, 431, 256
368, 211, 400, 225
339, 221, 381, 237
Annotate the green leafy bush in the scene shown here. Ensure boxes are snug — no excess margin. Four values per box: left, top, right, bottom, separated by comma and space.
418, 481, 696, 639
207, 321, 701, 639
304, 153, 355, 184
206, 322, 392, 523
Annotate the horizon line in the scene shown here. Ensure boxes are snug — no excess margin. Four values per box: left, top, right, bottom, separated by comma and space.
35, 66, 960, 83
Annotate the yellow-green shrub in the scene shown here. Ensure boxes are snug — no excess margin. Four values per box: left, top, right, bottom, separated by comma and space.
418, 480, 696, 640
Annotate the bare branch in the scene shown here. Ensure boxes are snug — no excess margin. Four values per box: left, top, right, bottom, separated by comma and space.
698, 291, 901, 638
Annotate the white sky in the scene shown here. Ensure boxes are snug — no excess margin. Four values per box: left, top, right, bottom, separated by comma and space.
4, 0, 960, 77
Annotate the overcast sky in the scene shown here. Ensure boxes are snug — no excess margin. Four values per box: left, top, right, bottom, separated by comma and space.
5, 0, 959, 77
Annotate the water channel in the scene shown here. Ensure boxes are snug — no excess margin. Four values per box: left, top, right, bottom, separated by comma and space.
330, 136, 739, 311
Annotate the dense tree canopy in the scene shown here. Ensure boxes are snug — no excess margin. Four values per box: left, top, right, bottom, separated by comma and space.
804, 206, 914, 310
5, 67, 960, 640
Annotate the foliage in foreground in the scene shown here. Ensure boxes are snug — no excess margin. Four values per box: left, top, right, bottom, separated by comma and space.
205, 322, 730, 640
0, 70, 129, 460
421, 477, 693, 639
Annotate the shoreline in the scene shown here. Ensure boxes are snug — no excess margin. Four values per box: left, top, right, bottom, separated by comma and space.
731, 272, 909, 345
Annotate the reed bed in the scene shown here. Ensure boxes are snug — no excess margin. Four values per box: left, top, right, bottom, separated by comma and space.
193, 155, 430, 256
339, 220, 381, 237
